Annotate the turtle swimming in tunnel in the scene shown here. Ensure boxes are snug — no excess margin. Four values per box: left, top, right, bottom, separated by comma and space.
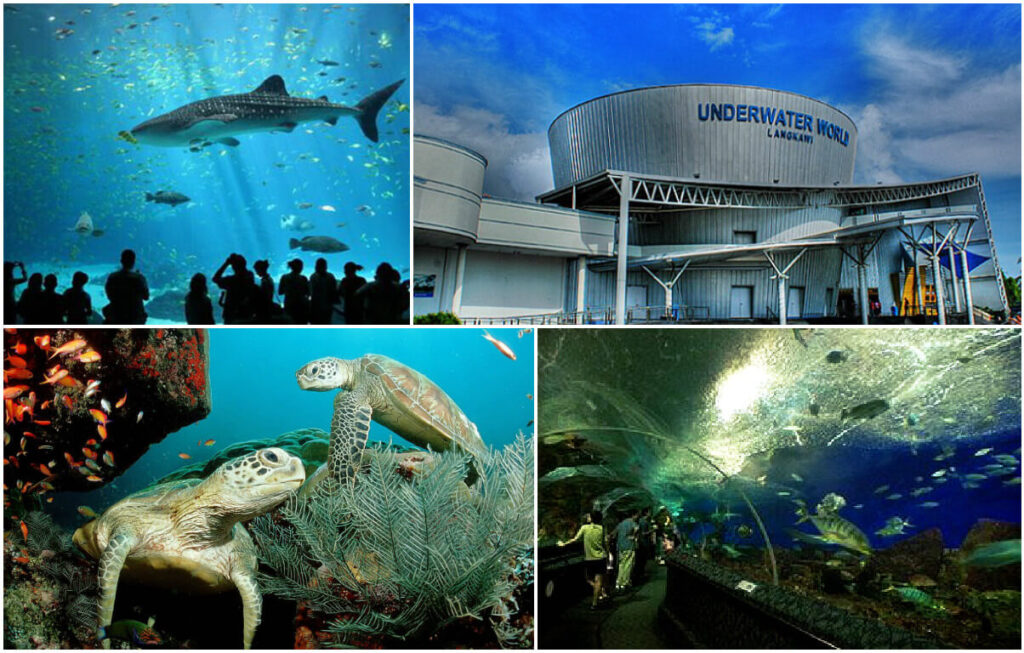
72, 448, 305, 649
294, 354, 488, 496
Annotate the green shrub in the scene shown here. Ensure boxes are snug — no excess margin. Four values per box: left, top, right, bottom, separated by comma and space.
413, 312, 462, 325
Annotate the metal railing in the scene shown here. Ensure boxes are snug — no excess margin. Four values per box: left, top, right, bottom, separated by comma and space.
462, 305, 711, 325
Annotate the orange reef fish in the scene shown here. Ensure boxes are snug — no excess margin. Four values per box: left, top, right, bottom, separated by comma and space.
97, 424, 108, 440
77, 506, 98, 519
7, 355, 28, 368
89, 409, 109, 426
5, 368, 32, 380
33, 335, 50, 350
42, 369, 69, 385
102, 451, 115, 467
76, 350, 101, 363
203, 439, 215, 446
3, 385, 29, 399
115, 392, 127, 409
62, 395, 74, 410
85, 475, 103, 482
48, 338, 87, 359
19, 520, 28, 542
178, 453, 191, 460
12, 343, 28, 355
482, 330, 517, 361
82, 448, 98, 460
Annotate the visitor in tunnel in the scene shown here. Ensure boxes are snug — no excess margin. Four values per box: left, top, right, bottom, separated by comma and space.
557, 511, 609, 610
612, 509, 639, 591
633, 507, 653, 585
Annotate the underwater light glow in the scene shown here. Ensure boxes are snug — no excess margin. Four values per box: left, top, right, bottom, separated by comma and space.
715, 360, 771, 421
703, 435, 749, 477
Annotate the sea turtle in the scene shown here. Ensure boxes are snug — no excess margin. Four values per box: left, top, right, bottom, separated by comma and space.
72, 448, 306, 649
294, 354, 487, 495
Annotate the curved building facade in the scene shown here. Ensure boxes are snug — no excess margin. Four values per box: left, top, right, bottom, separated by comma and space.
548, 84, 857, 188
414, 84, 1009, 325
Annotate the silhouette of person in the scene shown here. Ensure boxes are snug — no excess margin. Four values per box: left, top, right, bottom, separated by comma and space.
309, 258, 339, 324
38, 275, 64, 324
251, 259, 278, 322
185, 273, 215, 325
278, 258, 310, 324
339, 261, 367, 325
4, 261, 27, 323
104, 249, 150, 324
17, 273, 45, 324
213, 253, 256, 324
63, 271, 93, 324
357, 262, 406, 324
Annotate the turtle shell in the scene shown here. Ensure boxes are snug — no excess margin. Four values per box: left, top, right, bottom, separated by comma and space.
362, 354, 486, 458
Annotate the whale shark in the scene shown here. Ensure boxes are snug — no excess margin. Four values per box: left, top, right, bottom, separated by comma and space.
126, 75, 403, 150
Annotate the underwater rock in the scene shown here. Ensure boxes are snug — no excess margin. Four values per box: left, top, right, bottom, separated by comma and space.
4, 513, 98, 648
3, 329, 210, 499
870, 527, 944, 581
963, 589, 1021, 641
141, 289, 189, 323
959, 519, 1021, 591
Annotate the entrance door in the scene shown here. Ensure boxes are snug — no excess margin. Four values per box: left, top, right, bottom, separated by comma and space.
730, 285, 753, 319
787, 286, 805, 319
626, 285, 647, 309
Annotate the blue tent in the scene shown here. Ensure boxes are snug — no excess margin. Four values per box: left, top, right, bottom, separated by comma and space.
903, 242, 990, 278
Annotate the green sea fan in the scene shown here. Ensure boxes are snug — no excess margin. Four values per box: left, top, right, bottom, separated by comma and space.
250, 433, 534, 647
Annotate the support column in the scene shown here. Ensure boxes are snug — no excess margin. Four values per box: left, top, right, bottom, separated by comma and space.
576, 255, 586, 325
929, 248, 947, 325
949, 243, 962, 313
857, 253, 869, 326
778, 274, 788, 325
614, 175, 631, 325
961, 247, 976, 325
451, 244, 468, 316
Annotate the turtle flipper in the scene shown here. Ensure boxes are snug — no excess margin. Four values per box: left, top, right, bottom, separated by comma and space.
97, 531, 136, 649
329, 390, 373, 485
233, 568, 261, 649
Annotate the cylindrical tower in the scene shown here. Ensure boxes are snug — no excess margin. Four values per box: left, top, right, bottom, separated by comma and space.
548, 84, 857, 189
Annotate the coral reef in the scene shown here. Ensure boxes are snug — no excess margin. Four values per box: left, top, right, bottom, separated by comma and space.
3, 329, 211, 506
251, 434, 534, 648
4, 512, 98, 649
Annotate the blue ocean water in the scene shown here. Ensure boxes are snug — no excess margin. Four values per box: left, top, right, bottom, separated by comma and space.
48, 327, 534, 529
3, 4, 410, 323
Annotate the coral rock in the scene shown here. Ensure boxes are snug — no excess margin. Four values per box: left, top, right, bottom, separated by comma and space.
959, 519, 1021, 591
3, 328, 211, 495
870, 527, 944, 581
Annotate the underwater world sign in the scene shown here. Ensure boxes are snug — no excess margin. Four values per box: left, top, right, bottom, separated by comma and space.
538, 327, 1021, 649
3, 327, 535, 649
3, 4, 410, 324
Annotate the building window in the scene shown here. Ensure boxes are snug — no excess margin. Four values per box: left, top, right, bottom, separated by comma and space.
733, 230, 756, 244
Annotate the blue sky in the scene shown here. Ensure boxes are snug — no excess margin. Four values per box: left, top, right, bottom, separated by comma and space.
415, 4, 1021, 275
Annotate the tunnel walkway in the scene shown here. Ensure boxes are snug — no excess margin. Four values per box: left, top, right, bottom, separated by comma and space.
540, 562, 694, 649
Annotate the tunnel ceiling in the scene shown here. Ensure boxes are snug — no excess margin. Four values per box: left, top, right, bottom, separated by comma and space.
538, 328, 1021, 506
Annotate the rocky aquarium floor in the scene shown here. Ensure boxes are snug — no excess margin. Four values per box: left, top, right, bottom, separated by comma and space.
707, 519, 1020, 649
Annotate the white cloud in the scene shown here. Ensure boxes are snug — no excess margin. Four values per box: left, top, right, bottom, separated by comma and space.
415, 103, 553, 200
850, 29, 1020, 182
696, 21, 735, 51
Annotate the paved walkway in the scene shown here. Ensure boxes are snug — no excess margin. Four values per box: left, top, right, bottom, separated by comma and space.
541, 563, 686, 649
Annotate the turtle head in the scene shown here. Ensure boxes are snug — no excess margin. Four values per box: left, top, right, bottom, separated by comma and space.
296, 357, 352, 391
205, 448, 306, 521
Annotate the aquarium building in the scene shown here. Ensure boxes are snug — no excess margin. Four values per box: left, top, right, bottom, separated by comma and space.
414, 84, 1009, 324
